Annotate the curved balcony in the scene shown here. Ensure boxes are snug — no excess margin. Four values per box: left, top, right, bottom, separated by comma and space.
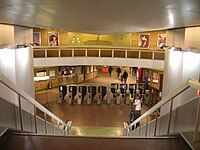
33, 46, 165, 70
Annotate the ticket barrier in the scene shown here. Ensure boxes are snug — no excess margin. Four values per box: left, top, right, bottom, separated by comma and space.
136, 89, 141, 99
68, 86, 77, 104
77, 86, 87, 104
144, 89, 150, 105
97, 86, 107, 104
120, 84, 127, 98
87, 86, 97, 104
129, 84, 136, 99
110, 83, 118, 98
104, 88, 113, 104
58, 85, 67, 103
125, 89, 131, 105
115, 90, 121, 105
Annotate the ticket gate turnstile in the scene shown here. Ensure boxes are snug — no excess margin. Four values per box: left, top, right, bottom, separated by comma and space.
124, 89, 131, 104
97, 86, 107, 104
58, 85, 67, 103
115, 90, 121, 104
77, 86, 87, 104
129, 84, 136, 99
120, 84, 127, 98
143, 89, 150, 105
111, 83, 118, 98
87, 86, 97, 104
68, 86, 77, 104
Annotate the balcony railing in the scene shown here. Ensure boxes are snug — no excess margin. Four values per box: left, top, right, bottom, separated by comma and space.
33, 46, 165, 60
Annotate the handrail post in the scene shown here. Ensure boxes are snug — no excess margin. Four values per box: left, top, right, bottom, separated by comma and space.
154, 108, 159, 136
167, 99, 173, 134
18, 94, 23, 131
139, 125, 141, 137
57, 121, 60, 135
145, 116, 148, 137
193, 97, 200, 142
52, 118, 54, 134
34, 105, 37, 133
44, 113, 47, 134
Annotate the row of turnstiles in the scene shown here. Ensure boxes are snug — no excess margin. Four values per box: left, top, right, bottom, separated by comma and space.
58, 83, 151, 105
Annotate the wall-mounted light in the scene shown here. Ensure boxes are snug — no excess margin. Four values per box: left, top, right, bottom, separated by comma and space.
16, 43, 33, 49
167, 46, 182, 51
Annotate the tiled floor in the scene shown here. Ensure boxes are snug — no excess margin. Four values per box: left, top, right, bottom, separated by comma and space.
35, 68, 150, 128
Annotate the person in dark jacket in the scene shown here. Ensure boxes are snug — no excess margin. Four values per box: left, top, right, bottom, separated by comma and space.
108, 66, 113, 77
122, 70, 128, 83
116, 67, 122, 78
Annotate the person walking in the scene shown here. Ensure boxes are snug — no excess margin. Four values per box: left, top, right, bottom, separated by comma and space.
122, 70, 128, 83
134, 96, 142, 128
108, 66, 113, 77
116, 67, 122, 78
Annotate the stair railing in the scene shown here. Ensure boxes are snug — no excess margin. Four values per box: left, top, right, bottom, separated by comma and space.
0, 73, 68, 135
127, 79, 200, 142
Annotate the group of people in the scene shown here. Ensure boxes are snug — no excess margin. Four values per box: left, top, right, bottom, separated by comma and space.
116, 67, 128, 83
129, 97, 142, 130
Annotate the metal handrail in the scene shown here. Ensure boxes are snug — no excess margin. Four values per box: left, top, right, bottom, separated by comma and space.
0, 73, 67, 132
128, 79, 200, 137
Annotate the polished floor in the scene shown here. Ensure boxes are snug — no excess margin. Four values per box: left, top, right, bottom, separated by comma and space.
35, 68, 149, 128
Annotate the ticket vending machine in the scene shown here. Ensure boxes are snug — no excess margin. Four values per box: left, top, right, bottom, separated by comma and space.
97, 86, 107, 104
68, 86, 77, 104
110, 83, 119, 98
58, 85, 67, 103
129, 84, 136, 99
120, 84, 127, 98
87, 86, 97, 104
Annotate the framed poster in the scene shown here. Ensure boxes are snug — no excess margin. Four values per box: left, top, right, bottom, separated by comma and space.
48, 32, 59, 46
139, 34, 150, 48
152, 72, 159, 83
33, 32, 41, 46
49, 70, 56, 79
157, 34, 166, 49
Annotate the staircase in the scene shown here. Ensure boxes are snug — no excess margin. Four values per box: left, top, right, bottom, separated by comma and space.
0, 127, 191, 150
0, 73, 199, 149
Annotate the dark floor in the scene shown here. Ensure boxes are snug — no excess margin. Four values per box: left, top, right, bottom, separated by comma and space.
0, 134, 190, 150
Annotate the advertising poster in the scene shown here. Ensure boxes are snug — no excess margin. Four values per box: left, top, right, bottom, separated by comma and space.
139, 34, 150, 48
157, 34, 166, 49
48, 33, 59, 46
33, 32, 41, 46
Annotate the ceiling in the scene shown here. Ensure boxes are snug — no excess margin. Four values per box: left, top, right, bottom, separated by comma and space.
0, 0, 200, 34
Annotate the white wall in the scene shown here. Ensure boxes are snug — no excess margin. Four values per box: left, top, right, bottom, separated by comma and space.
185, 26, 200, 50
33, 57, 165, 70
0, 24, 14, 45
0, 25, 34, 114
166, 28, 185, 48
161, 51, 200, 116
